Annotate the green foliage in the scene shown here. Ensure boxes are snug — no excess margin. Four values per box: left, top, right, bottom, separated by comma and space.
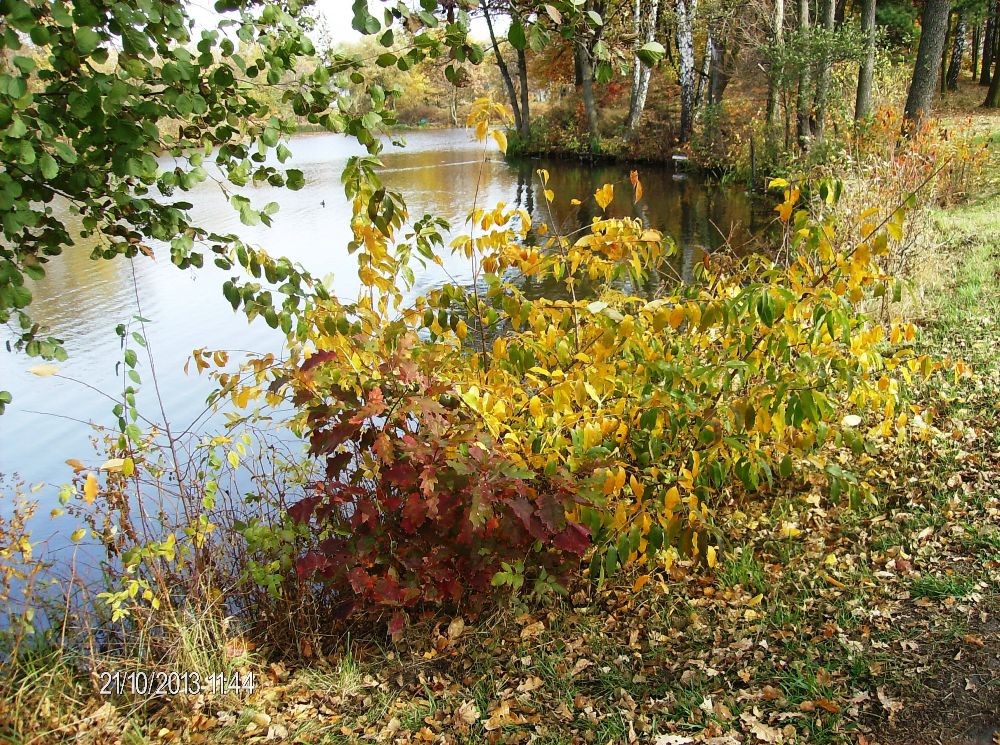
0, 0, 479, 410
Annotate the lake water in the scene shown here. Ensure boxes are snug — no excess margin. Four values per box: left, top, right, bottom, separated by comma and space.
0, 128, 762, 556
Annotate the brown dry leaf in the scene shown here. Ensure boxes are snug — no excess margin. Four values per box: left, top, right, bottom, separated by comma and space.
520, 620, 545, 639
814, 698, 841, 713
877, 687, 904, 718
571, 658, 593, 676
454, 700, 479, 726
516, 676, 543, 693
762, 685, 782, 701
483, 701, 516, 731
447, 617, 465, 641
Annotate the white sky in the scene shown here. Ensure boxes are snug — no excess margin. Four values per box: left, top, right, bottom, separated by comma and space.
315, 1, 506, 43
185, 1, 506, 46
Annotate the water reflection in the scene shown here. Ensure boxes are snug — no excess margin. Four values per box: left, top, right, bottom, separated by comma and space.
0, 129, 765, 537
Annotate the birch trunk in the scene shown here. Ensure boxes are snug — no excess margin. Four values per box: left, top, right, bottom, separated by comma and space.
626, 0, 661, 136
795, 0, 812, 149
766, 0, 786, 131
675, 0, 698, 143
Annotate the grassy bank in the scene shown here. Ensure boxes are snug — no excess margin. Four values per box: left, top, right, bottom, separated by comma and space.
3, 189, 998, 744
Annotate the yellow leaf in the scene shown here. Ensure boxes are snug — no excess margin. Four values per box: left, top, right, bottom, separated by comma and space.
664, 486, 680, 512
528, 395, 542, 420
633, 574, 651, 592
594, 184, 614, 211
668, 306, 686, 330
227, 450, 239, 468
544, 189, 554, 203
28, 364, 59, 377
65, 458, 86, 472
491, 129, 508, 154
768, 178, 789, 189
747, 593, 764, 607
706, 545, 717, 568
122, 457, 135, 477
570, 198, 582, 206
455, 319, 468, 340
70, 527, 86, 542
629, 474, 645, 499
100, 458, 125, 472
83, 472, 98, 504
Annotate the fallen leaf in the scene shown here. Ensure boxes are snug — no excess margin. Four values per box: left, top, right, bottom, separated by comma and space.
520, 620, 544, 639
517, 676, 543, 693
447, 617, 465, 641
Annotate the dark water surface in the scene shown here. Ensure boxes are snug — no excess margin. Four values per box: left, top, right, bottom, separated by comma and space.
0, 128, 763, 544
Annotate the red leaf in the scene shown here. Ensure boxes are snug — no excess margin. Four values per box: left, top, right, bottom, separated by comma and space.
552, 522, 591, 555
536, 492, 567, 533
288, 496, 319, 524
348, 566, 374, 595
401, 493, 427, 532
296, 552, 328, 579
388, 611, 407, 637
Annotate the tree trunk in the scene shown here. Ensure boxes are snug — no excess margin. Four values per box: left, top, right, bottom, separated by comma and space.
854, 0, 876, 120
981, 12, 995, 86
986, 52, 1000, 106
766, 0, 786, 129
902, 0, 952, 133
575, 43, 601, 144
516, 47, 531, 137
947, 12, 967, 90
796, 0, 812, 149
696, 33, 713, 106
483, 3, 522, 132
675, 0, 699, 143
940, 10, 952, 93
813, 0, 836, 142
626, 0, 661, 135
972, 21, 980, 80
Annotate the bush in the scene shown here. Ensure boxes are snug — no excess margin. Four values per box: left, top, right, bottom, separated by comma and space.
214, 104, 960, 628
287, 345, 590, 630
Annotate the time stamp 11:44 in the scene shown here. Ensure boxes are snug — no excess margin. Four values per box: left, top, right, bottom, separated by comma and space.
99, 670, 256, 697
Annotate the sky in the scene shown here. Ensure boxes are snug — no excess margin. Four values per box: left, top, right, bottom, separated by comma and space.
313, 1, 506, 44
183, 1, 505, 45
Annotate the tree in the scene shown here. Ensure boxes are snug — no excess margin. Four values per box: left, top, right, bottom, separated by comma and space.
796, 0, 813, 148
903, 0, 953, 131
982, 1, 998, 84
766, 0, 787, 132
482, 0, 525, 134
986, 41, 1000, 103
0, 0, 483, 412
675, 0, 700, 142
855, 0, 877, 119
947, 10, 968, 89
625, 0, 663, 136
813, 0, 837, 142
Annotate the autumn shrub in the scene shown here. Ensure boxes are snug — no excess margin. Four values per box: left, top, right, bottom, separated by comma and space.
206, 101, 962, 628
286, 337, 591, 630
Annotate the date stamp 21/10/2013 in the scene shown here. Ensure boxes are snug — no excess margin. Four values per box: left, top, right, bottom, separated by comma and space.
98, 670, 255, 697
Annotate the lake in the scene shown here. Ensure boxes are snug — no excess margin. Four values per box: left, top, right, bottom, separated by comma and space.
0, 128, 763, 557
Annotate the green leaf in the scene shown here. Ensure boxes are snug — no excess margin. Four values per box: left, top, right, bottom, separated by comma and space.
636, 41, 666, 67
39, 153, 58, 179
285, 169, 305, 190
74, 28, 102, 55
508, 21, 526, 51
